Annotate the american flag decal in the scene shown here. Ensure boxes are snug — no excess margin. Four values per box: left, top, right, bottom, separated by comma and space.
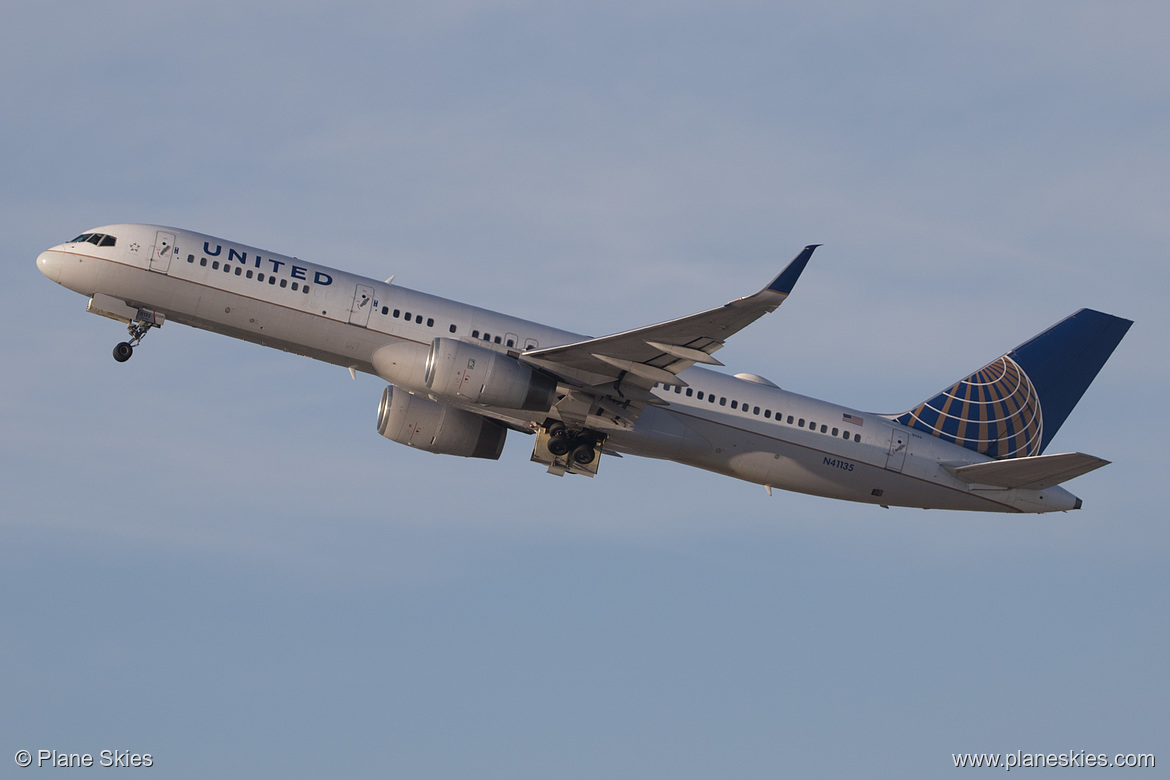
842, 413, 863, 426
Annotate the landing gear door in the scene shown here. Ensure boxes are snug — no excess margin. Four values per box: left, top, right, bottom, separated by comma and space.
349, 284, 375, 327
150, 230, 176, 274
885, 427, 909, 473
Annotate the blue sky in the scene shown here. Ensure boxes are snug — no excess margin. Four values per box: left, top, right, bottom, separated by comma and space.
2, 2, 1167, 777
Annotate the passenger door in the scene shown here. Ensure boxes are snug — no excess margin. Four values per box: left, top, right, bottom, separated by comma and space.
885, 428, 909, 473
149, 230, 176, 274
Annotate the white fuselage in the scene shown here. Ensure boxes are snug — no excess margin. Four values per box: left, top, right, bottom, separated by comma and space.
37, 224, 1083, 513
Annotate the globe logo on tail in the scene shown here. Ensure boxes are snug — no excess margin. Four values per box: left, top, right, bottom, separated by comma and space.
896, 355, 1043, 459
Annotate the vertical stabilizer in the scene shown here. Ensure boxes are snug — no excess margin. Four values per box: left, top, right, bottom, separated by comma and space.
895, 309, 1131, 458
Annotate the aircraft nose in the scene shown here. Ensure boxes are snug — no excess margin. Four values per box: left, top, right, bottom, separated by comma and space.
36, 249, 70, 283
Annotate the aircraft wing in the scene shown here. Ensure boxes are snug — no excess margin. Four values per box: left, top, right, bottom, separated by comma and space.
520, 245, 818, 427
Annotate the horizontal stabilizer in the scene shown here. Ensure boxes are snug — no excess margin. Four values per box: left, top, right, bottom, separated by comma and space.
944, 452, 1110, 490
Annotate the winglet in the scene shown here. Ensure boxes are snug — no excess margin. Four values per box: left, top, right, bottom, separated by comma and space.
766, 244, 821, 295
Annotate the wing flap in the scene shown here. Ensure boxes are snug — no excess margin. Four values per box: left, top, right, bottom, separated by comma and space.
944, 452, 1110, 490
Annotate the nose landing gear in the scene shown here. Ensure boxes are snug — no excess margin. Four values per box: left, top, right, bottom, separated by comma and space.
84, 295, 165, 363
112, 316, 161, 363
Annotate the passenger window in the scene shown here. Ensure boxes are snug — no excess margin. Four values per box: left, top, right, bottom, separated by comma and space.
730, 400, 738, 409
404, 312, 411, 320
787, 415, 794, 424
258, 273, 265, 281
303, 285, 310, 294
291, 282, 298, 291
483, 333, 491, 341
832, 428, 839, 436
697, 391, 704, 400
674, 386, 681, 393
187, 254, 195, 263
506, 339, 514, 347
224, 263, 231, 272
854, 434, 861, 442
246, 270, 253, 279
381, 306, 388, 315
820, 424, 827, 433
720, 397, 727, 406
416, 315, 423, 324
764, 410, 771, 418
212, 261, 220, 270
427, 318, 434, 327
709, 395, 716, 403
235, 267, 242, 275
269, 276, 276, 285
280, 279, 287, 288
798, 419, 805, 427
494, 336, 501, 344
449, 324, 457, 333
686, 388, 693, 397
200, 258, 207, 267
472, 330, 479, 338
753, 406, 760, 415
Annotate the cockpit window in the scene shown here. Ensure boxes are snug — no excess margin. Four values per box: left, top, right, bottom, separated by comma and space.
68, 233, 116, 247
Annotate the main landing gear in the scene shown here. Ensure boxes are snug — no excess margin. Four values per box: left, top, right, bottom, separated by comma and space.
545, 422, 598, 465
533, 421, 604, 477
113, 319, 157, 363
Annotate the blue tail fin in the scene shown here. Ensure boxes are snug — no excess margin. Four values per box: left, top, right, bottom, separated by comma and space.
895, 309, 1132, 459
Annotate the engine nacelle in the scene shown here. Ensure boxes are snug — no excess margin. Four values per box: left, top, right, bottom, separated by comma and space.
376, 386, 506, 459
424, 337, 557, 411
371, 341, 430, 391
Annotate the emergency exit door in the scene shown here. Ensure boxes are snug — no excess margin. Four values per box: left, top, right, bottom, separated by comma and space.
349, 284, 375, 327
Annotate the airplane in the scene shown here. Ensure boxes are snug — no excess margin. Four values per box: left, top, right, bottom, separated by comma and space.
37, 224, 1132, 513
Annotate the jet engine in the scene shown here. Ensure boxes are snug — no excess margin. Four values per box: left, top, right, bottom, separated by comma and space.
376, 385, 506, 459
424, 338, 557, 410
372, 338, 557, 412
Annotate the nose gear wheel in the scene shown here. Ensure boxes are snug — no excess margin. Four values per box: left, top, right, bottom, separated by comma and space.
113, 319, 157, 362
